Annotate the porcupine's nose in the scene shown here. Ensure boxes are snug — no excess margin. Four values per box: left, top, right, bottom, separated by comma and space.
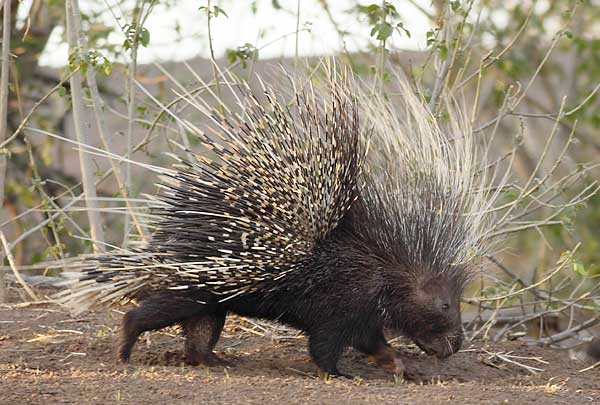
436, 331, 463, 359
416, 331, 462, 359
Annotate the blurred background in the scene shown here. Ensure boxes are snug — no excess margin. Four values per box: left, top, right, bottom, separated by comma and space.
1, 0, 599, 348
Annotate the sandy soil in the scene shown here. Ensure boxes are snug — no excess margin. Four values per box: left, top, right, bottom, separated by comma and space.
1, 303, 599, 405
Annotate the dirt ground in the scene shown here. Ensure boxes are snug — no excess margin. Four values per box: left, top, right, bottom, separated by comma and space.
1, 302, 599, 405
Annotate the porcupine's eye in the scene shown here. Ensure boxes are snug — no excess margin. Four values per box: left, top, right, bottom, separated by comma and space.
441, 303, 450, 311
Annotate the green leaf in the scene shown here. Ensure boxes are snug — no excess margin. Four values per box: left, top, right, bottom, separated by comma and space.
384, 2, 398, 18
213, 6, 228, 18
226, 43, 258, 69
365, 4, 380, 14
374, 22, 393, 41
122, 23, 150, 49
573, 261, 587, 276
396, 22, 410, 38
102, 60, 112, 75
31, 252, 43, 265
439, 43, 448, 60
426, 29, 437, 46
226, 49, 237, 65
139, 28, 150, 47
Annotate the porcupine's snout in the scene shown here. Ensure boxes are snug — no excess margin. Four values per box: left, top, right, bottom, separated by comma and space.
414, 330, 463, 359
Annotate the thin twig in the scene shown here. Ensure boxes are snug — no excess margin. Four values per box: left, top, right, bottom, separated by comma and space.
480, 348, 546, 373
123, 2, 143, 246
206, 0, 222, 113
579, 360, 600, 373
458, 2, 535, 88
428, 3, 451, 112
294, 0, 301, 71
537, 316, 600, 346
0, 232, 39, 301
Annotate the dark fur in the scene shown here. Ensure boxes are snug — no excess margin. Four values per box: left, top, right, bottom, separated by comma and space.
119, 223, 464, 376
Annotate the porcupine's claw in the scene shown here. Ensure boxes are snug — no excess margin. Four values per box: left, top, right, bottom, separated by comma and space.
317, 368, 354, 381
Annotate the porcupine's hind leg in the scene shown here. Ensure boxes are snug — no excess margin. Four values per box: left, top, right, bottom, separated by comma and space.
118, 293, 204, 363
182, 311, 231, 367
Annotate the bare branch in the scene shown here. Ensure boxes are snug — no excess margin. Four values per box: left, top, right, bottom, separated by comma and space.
65, 0, 105, 252
0, 0, 11, 303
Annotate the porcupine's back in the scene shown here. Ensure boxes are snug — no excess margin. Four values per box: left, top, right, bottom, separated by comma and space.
57, 67, 367, 313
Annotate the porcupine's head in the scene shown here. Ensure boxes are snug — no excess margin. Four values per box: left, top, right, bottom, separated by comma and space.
352, 77, 499, 359
381, 259, 467, 359
352, 181, 472, 359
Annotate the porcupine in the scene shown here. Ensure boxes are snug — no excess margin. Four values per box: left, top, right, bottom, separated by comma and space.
57, 66, 499, 378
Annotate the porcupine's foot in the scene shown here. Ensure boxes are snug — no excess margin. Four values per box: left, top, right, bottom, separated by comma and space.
182, 312, 232, 368
368, 348, 405, 379
185, 351, 233, 368
356, 330, 405, 380
309, 329, 353, 380
317, 368, 354, 380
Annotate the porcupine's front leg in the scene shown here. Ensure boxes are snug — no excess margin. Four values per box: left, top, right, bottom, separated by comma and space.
182, 311, 232, 367
355, 330, 405, 378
